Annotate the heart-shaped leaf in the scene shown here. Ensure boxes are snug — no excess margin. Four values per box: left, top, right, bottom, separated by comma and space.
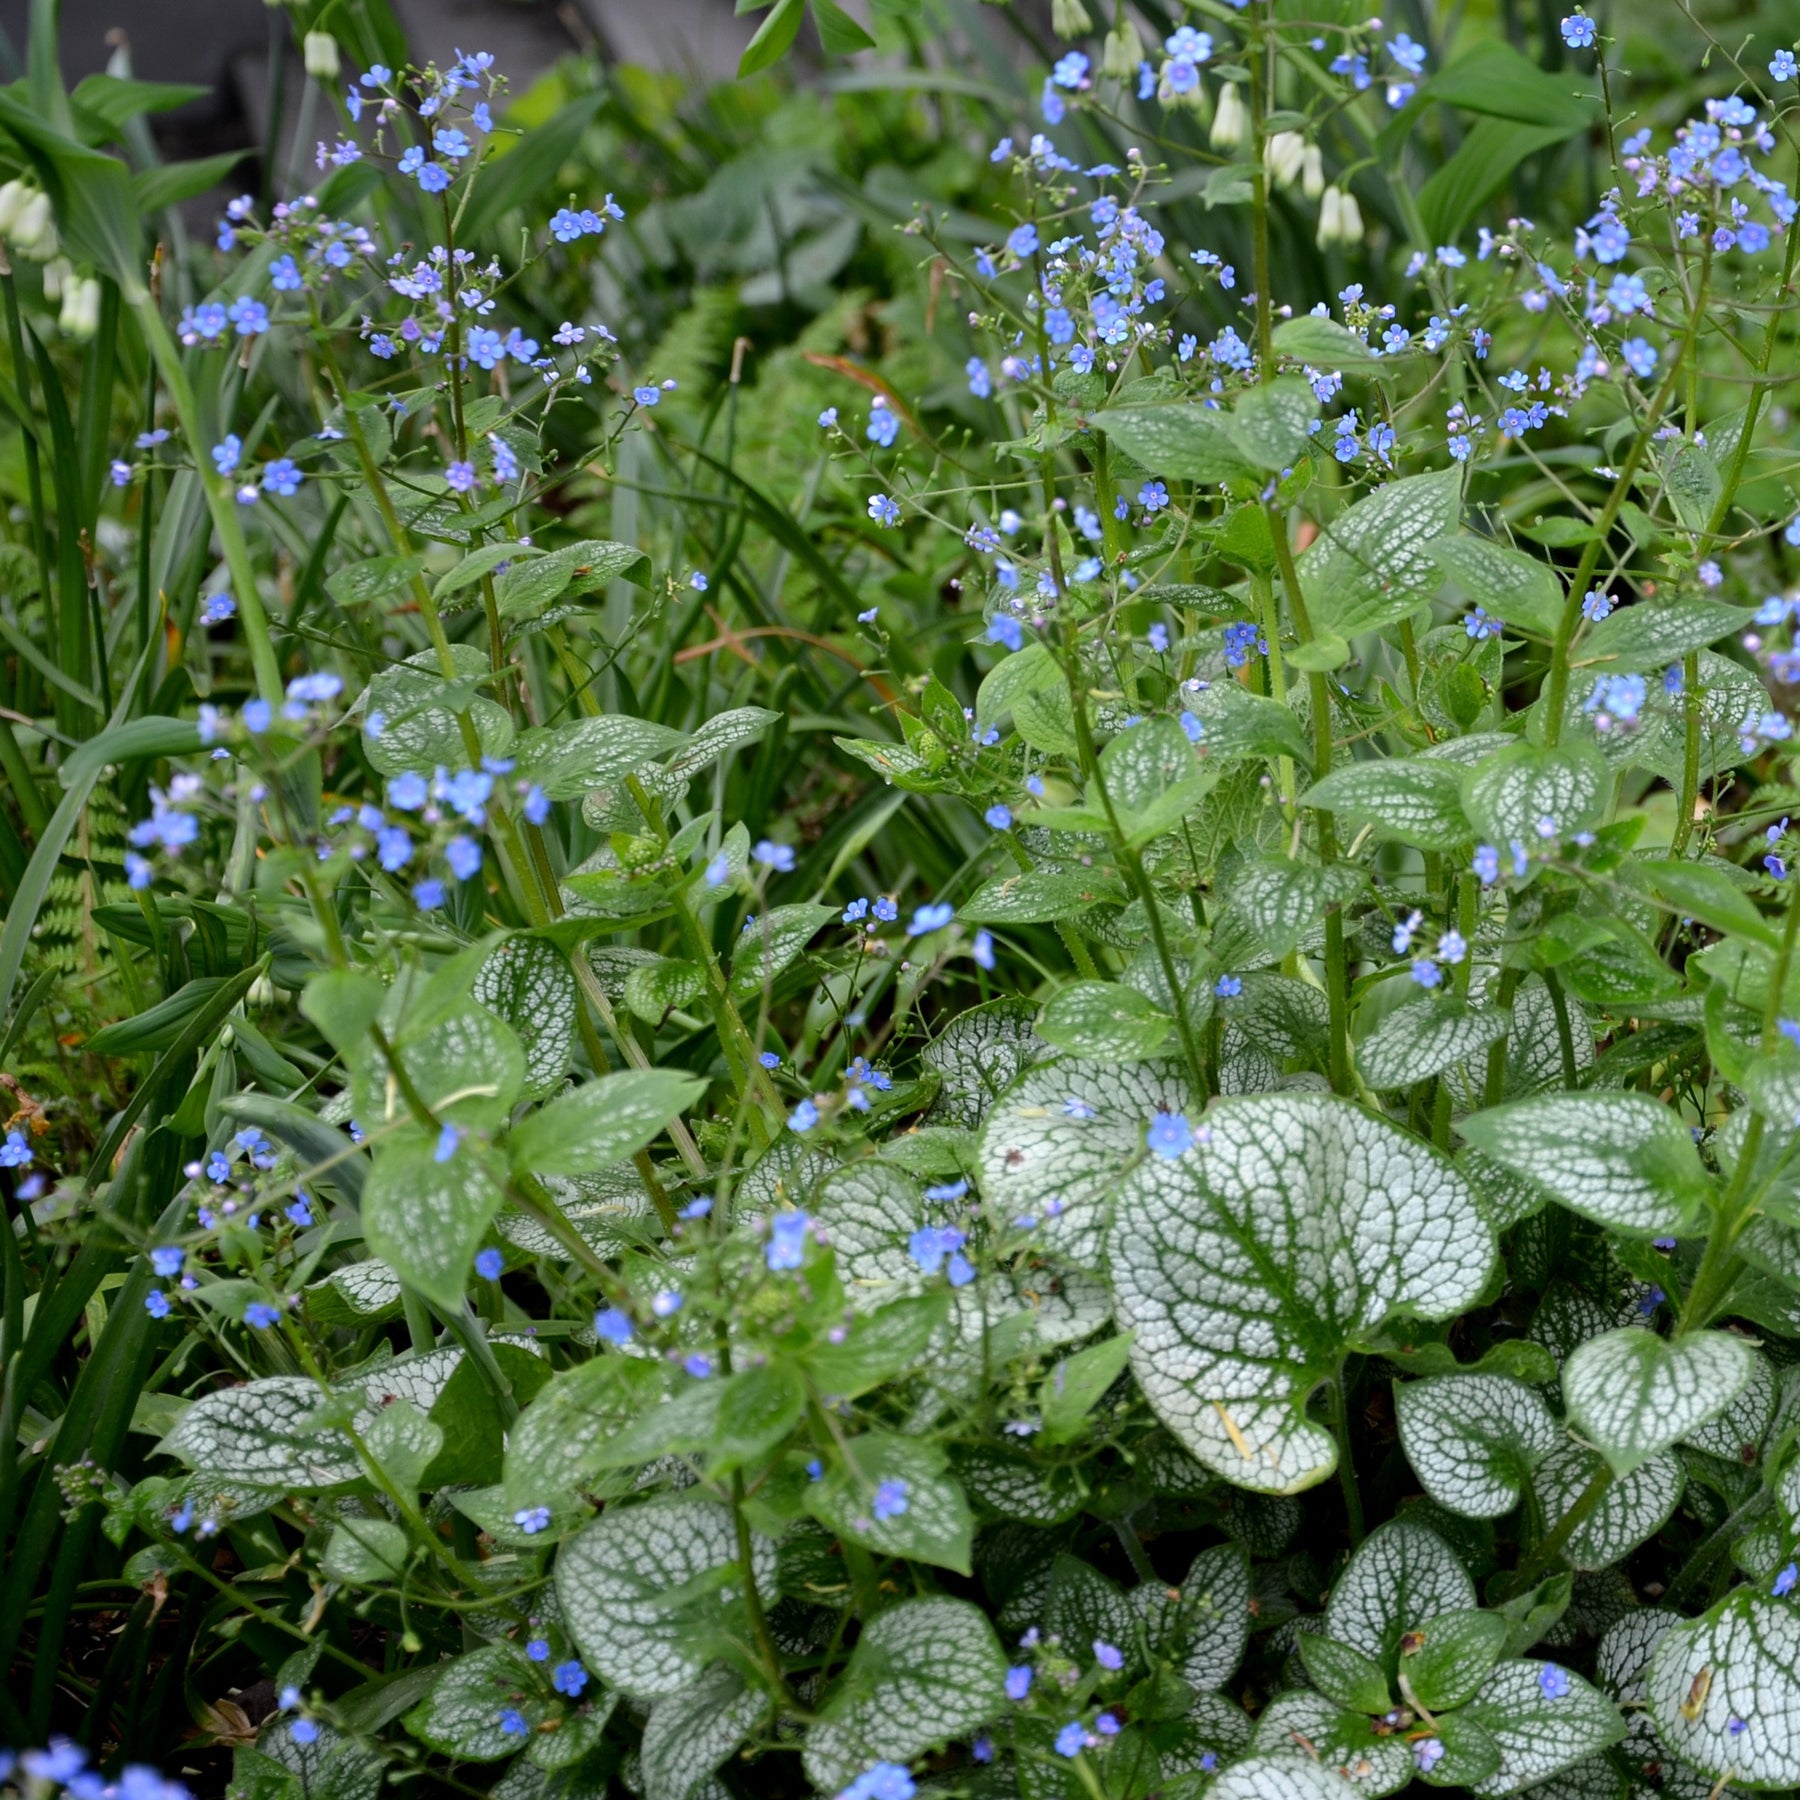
1563, 1328, 1755, 1475
1108, 1094, 1492, 1492
1395, 1374, 1560, 1517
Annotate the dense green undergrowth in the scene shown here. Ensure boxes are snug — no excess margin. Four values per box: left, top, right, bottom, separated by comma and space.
7, 0, 1800, 1797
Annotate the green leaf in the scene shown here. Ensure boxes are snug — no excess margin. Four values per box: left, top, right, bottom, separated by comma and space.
958, 866, 1129, 924
1648, 1588, 1800, 1786
802, 1598, 1007, 1793
1040, 1333, 1135, 1444
807, 1433, 974, 1573
1460, 742, 1609, 847
1459, 1659, 1624, 1795
1038, 982, 1172, 1061
980, 1057, 1197, 1267
710, 1362, 806, 1474
134, 150, 252, 211
1428, 536, 1565, 640
1563, 1328, 1755, 1476
1534, 1440, 1683, 1570
1420, 118, 1582, 246
1227, 858, 1367, 958
1091, 404, 1260, 486
502, 1355, 661, 1507
509, 1070, 705, 1177
1310, 752, 1476, 849
1458, 1092, 1713, 1236
1109, 1095, 1492, 1492
321, 1518, 411, 1584
1271, 315, 1388, 369
363, 1134, 507, 1312
556, 1492, 779, 1699
1395, 1374, 1560, 1517
1358, 999, 1508, 1092
1326, 1518, 1476, 1664
1631, 860, 1781, 951
326, 553, 426, 608
804, 1291, 950, 1397
1229, 378, 1319, 470
1187, 681, 1315, 766
738, 0, 807, 76
404, 1643, 545, 1761
811, 0, 877, 53
1577, 601, 1755, 673
1404, 1609, 1509, 1711
1299, 1634, 1392, 1712
641, 1665, 767, 1800
1297, 469, 1461, 638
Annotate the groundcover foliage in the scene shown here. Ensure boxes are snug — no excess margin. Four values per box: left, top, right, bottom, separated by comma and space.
8, 0, 1800, 1796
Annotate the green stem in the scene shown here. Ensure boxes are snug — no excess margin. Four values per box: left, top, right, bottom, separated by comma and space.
131, 298, 283, 707
1325, 1368, 1365, 1546
1501, 1461, 1612, 1598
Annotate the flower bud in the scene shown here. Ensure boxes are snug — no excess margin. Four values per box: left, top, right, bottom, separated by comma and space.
11, 189, 56, 260
1338, 187, 1364, 241
59, 274, 100, 341
303, 31, 340, 81
1318, 184, 1343, 247
1266, 131, 1307, 188
1210, 83, 1246, 149
1101, 17, 1142, 77
41, 254, 69, 301
1302, 142, 1325, 199
1051, 0, 1091, 37
0, 179, 31, 238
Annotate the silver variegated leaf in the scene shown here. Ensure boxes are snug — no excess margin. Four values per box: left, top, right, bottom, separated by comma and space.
161, 1375, 361, 1487
1563, 1328, 1755, 1475
1460, 743, 1609, 847
1682, 1348, 1775, 1463
403, 1643, 544, 1760
1596, 1609, 1677, 1704
811, 1160, 923, 1297
1298, 468, 1462, 639
802, 1598, 1008, 1793
1213, 1752, 1374, 1800
1135, 1540, 1252, 1690
1394, 1374, 1560, 1517
1648, 1589, 1800, 1786
1458, 1093, 1712, 1236
496, 1167, 657, 1258
1228, 859, 1367, 959
1358, 999, 1508, 1093
640, 1664, 767, 1800
473, 936, 578, 1100
555, 1493, 778, 1699
921, 998, 1048, 1127
1324, 1519, 1475, 1662
978, 1058, 1196, 1267
1533, 1440, 1684, 1571
1250, 1692, 1413, 1794
1109, 1094, 1492, 1492
1461, 1659, 1625, 1796
1301, 759, 1472, 851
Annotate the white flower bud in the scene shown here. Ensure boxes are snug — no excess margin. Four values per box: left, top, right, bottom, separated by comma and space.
1302, 142, 1326, 199
1051, 0, 1091, 37
41, 254, 70, 301
303, 31, 340, 81
1210, 83, 1246, 149
1338, 187, 1364, 241
1101, 17, 1143, 78
0, 179, 32, 238
1318, 185, 1344, 247
12, 189, 56, 259
1266, 131, 1307, 189
59, 274, 100, 341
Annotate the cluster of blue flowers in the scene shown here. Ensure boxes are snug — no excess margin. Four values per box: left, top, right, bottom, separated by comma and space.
0, 1742, 191, 1798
